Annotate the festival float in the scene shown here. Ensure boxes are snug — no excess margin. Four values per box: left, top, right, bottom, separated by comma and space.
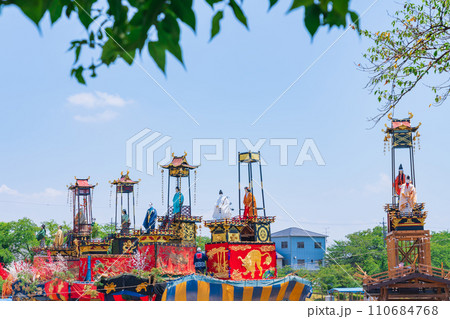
358, 114, 450, 301
3, 152, 312, 301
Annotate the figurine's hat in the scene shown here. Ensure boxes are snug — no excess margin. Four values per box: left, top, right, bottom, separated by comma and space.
219, 190, 223, 194
399, 164, 403, 170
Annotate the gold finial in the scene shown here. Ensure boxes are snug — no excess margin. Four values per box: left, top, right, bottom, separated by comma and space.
171, 152, 174, 158
387, 113, 392, 120
74, 176, 77, 180
126, 170, 129, 175
417, 122, 422, 128
183, 151, 187, 158
88, 176, 90, 180
120, 171, 123, 175
408, 112, 414, 119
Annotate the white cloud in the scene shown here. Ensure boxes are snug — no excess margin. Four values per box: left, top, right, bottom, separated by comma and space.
0, 184, 19, 195
74, 110, 119, 123
67, 91, 132, 109
0, 185, 64, 199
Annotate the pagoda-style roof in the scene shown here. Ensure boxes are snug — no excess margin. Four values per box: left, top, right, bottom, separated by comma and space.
161, 152, 198, 177
110, 170, 140, 185
68, 177, 96, 189
384, 112, 421, 134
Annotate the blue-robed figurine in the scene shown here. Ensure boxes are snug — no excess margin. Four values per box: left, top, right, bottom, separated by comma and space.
173, 186, 184, 214
143, 203, 157, 233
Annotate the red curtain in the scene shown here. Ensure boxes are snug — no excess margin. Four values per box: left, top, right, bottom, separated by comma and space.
228, 244, 277, 280
156, 245, 195, 275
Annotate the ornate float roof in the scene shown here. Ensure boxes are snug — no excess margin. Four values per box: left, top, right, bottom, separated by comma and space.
161, 152, 198, 177
68, 177, 96, 189
110, 170, 140, 185
384, 112, 421, 134
161, 152, 198, 170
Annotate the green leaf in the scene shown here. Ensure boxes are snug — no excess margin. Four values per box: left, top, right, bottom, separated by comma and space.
71, 66, 86, 85
210, 10, 224, 40
13, 0, 52, 27
48, 0, 65, 24
119, 50, 136, 65
332, 0, 349, 16
148, 41, 166, 73
170, 0, 196, 31
304, 4, 321, 37
229, 0, 248, 29
349, 10, 360, 32
158, 14, 183, 63
289, 0, 314, 12
76, 0, 95, 29
205, 0, 222, 9
101, 38, 119, 66
268, 0, 279, 10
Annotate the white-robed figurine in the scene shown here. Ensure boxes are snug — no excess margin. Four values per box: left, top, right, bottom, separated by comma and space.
399, 175, 417, 215
213, 190, 232, 220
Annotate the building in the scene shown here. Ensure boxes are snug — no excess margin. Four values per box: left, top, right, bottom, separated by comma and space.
272, 227, 327, 270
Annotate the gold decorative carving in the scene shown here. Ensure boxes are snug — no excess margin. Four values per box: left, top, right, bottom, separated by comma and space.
238, 250, 271, 279
229, 245, 251, 251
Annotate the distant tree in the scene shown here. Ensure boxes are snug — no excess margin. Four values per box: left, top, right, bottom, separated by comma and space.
91, 222, 115, 239
195, 235, 210, 251
430, 230, 450, 269
314, 264, 361, 293
0, 222, 15, 264
326, 226, 387, 275
0, 0, 359, 84
360, 0, 450, 122
43, 219, 71, 246
5, 218, 40, 262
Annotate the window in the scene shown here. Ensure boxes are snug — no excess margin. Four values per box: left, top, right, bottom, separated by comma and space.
281, 241, 288, 249
314, 242, 322, 249
297, 259, 305, 265
297, 241, 304, 248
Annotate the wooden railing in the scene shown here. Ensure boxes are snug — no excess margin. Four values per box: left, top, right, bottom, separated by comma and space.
361, 263, 450, 285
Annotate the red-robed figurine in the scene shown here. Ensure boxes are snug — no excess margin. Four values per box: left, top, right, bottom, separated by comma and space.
393, 164, 406, 196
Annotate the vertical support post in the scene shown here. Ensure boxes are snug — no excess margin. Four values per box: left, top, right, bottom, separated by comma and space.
72, 189, 75, 233
238, 152, 241, 218
410, 147, 416, 188
391, 140, 396, 205
259, 152, 266, 217
77, 188, 80, 233
188, 173, 192, 216
132, 191, 136, 231
114, 188, 118, 231
167, 173, 170, 216
120, 189, 123, 230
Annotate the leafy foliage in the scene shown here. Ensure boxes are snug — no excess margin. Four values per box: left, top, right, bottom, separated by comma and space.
326, 226, 388, 275
195, 235, 210, 251
360, 0, 450, 122
43, 219, 71, 246
0, 0, 357, 83
430, 230, 450, 269
91, 222, 115, 239
0, 218, 40, 264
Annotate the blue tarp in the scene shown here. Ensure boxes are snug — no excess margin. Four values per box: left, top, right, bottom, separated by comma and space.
328, 287, 364, 294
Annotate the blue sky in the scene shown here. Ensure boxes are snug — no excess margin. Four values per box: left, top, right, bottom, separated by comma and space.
0, 0, 448, 244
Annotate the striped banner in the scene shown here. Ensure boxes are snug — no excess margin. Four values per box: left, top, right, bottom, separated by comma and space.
162, 275, 312, 301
